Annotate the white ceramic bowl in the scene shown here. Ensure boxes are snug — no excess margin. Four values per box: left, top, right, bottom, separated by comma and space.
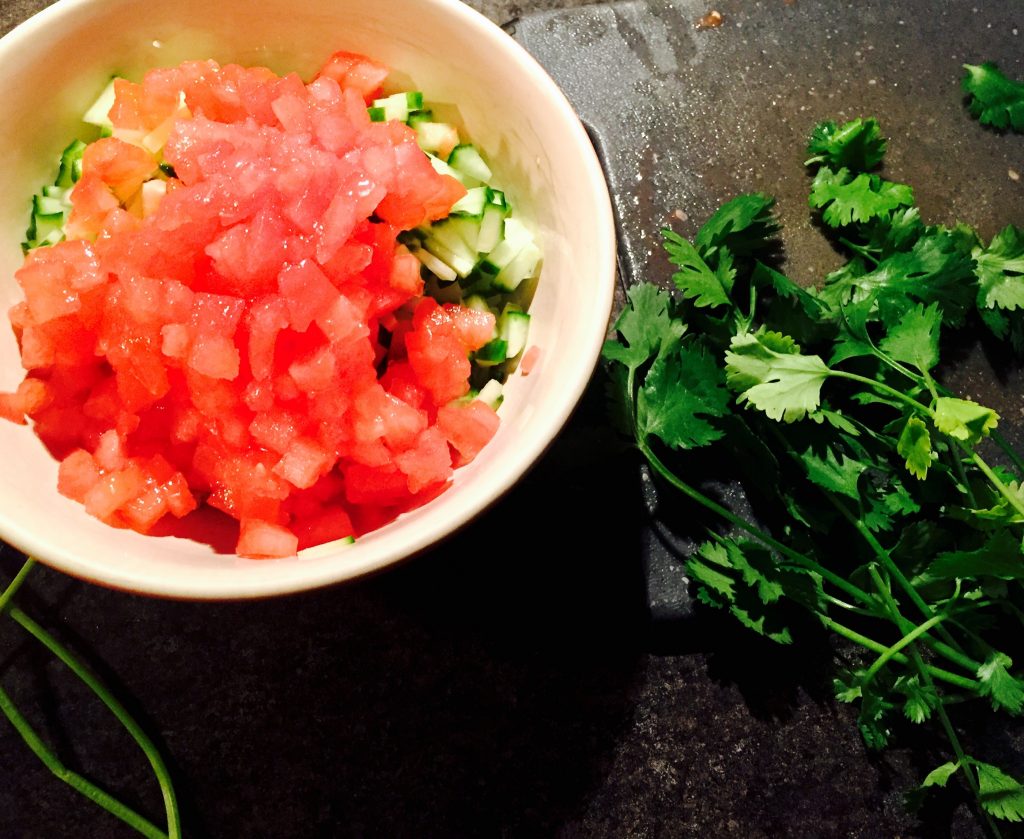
0, 0, 616, 598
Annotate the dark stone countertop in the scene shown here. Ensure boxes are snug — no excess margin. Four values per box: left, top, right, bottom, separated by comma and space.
1, 1, 1022, 837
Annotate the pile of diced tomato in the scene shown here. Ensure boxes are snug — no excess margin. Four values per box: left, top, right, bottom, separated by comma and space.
0, 52, 502, 558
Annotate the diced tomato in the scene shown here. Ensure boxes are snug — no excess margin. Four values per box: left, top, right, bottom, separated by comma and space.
316, 51, 389, 101
236, 518, 299, 558
4, 51, 510, 555
436, 400, 501, 465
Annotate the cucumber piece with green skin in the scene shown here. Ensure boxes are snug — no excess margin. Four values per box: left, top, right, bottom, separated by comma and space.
33, 194, 66, 217
477, 218, 534, 277
420, 217, 484, 275
492, 241, 542, 293
55, 140, 87, 188
475, 203, 507, 254
407, 110, 434, 126
410, 244, 458, 283
447, 144, 492, 184
498, 305, 531, 358
422, 236, 476, 278
448, 187, 489, 218
473, 338, 508, 367
369, 91, 424, 122
475, 379, 504, 410
427, 153, 470, 185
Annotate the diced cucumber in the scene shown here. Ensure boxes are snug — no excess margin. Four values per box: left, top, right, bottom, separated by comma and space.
448, 187, 488, 218
493, 241, 542, 293
421, 218, 482, 276
427, 153, 467, 184
498, 305, 531, 358
476, 203, 507, 254
415, 121, 460, 158
448, 144, 492, 184
33, 194, 66, 217
55, 140, 87, 188
473, 338, 508, 367
410, 244, 458, 283
407, 110, 434, 127
370, 91, 424, 122
478, 218, 534, 276
475, 379, 504, 410
422, 236, 476, 278
83, 78, 118, 130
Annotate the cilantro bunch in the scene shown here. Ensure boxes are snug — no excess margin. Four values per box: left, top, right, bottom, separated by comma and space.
604, 117, 1024, 835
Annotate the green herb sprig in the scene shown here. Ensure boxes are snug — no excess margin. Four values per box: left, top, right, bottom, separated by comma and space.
604, 117, 1024, 834
963, 62, 1024, 132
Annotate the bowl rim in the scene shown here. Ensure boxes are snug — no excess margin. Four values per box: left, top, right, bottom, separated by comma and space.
0, 0, 618, 600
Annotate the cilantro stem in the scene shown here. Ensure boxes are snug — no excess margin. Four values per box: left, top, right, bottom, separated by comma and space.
838, 237, 880, 265
829, 369, 931, 417
861, 611, 948, 686
830, 498, 978, 670
965, 447, 1024, 521
0, 683, 169, 839
817, 614, 978, 692
6, 605, 182, 838
638, 439, 877, 609
0, 556, 35, 612
821, 593, 879, 617
867, 566, 1003, 839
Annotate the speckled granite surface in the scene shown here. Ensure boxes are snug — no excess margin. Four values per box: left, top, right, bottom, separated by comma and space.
0, 1, 1021, 837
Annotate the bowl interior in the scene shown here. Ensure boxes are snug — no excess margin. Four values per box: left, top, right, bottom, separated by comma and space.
0, 0, 615, 598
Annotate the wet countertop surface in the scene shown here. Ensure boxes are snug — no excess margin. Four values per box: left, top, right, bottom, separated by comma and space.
1, 1, 1023, 837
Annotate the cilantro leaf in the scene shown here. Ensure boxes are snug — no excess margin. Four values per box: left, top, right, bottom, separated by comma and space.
978, 304, 1024, 352
924, 531, 1024, 582
906, 760, 961, 811
947, 483, 1024, 530
662, 228, 732, 307
963, 62, 1024, 132
973, 759, 1024, 822
894, 675, 936, 724
977, 651, 1024, 714
809, 167, 914, 228
725, 329, 831, 422
921, 761, 961, 789
694, 193, 779, 260
686, 539, 813, 645
800, 445, 865, 500
857, 683, 895, 750
897, 416, 933, 480
603, 283, 684, 377
865, 206, 927, 258
604, 365, 635, 437
878, 303, 941, 372
637, 342, 731, 450
751, 261, 828, 321
818, 230, 976, 327
933, 397, 999, 445
975, 225, 1024, 311
805, 118, 887, 172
